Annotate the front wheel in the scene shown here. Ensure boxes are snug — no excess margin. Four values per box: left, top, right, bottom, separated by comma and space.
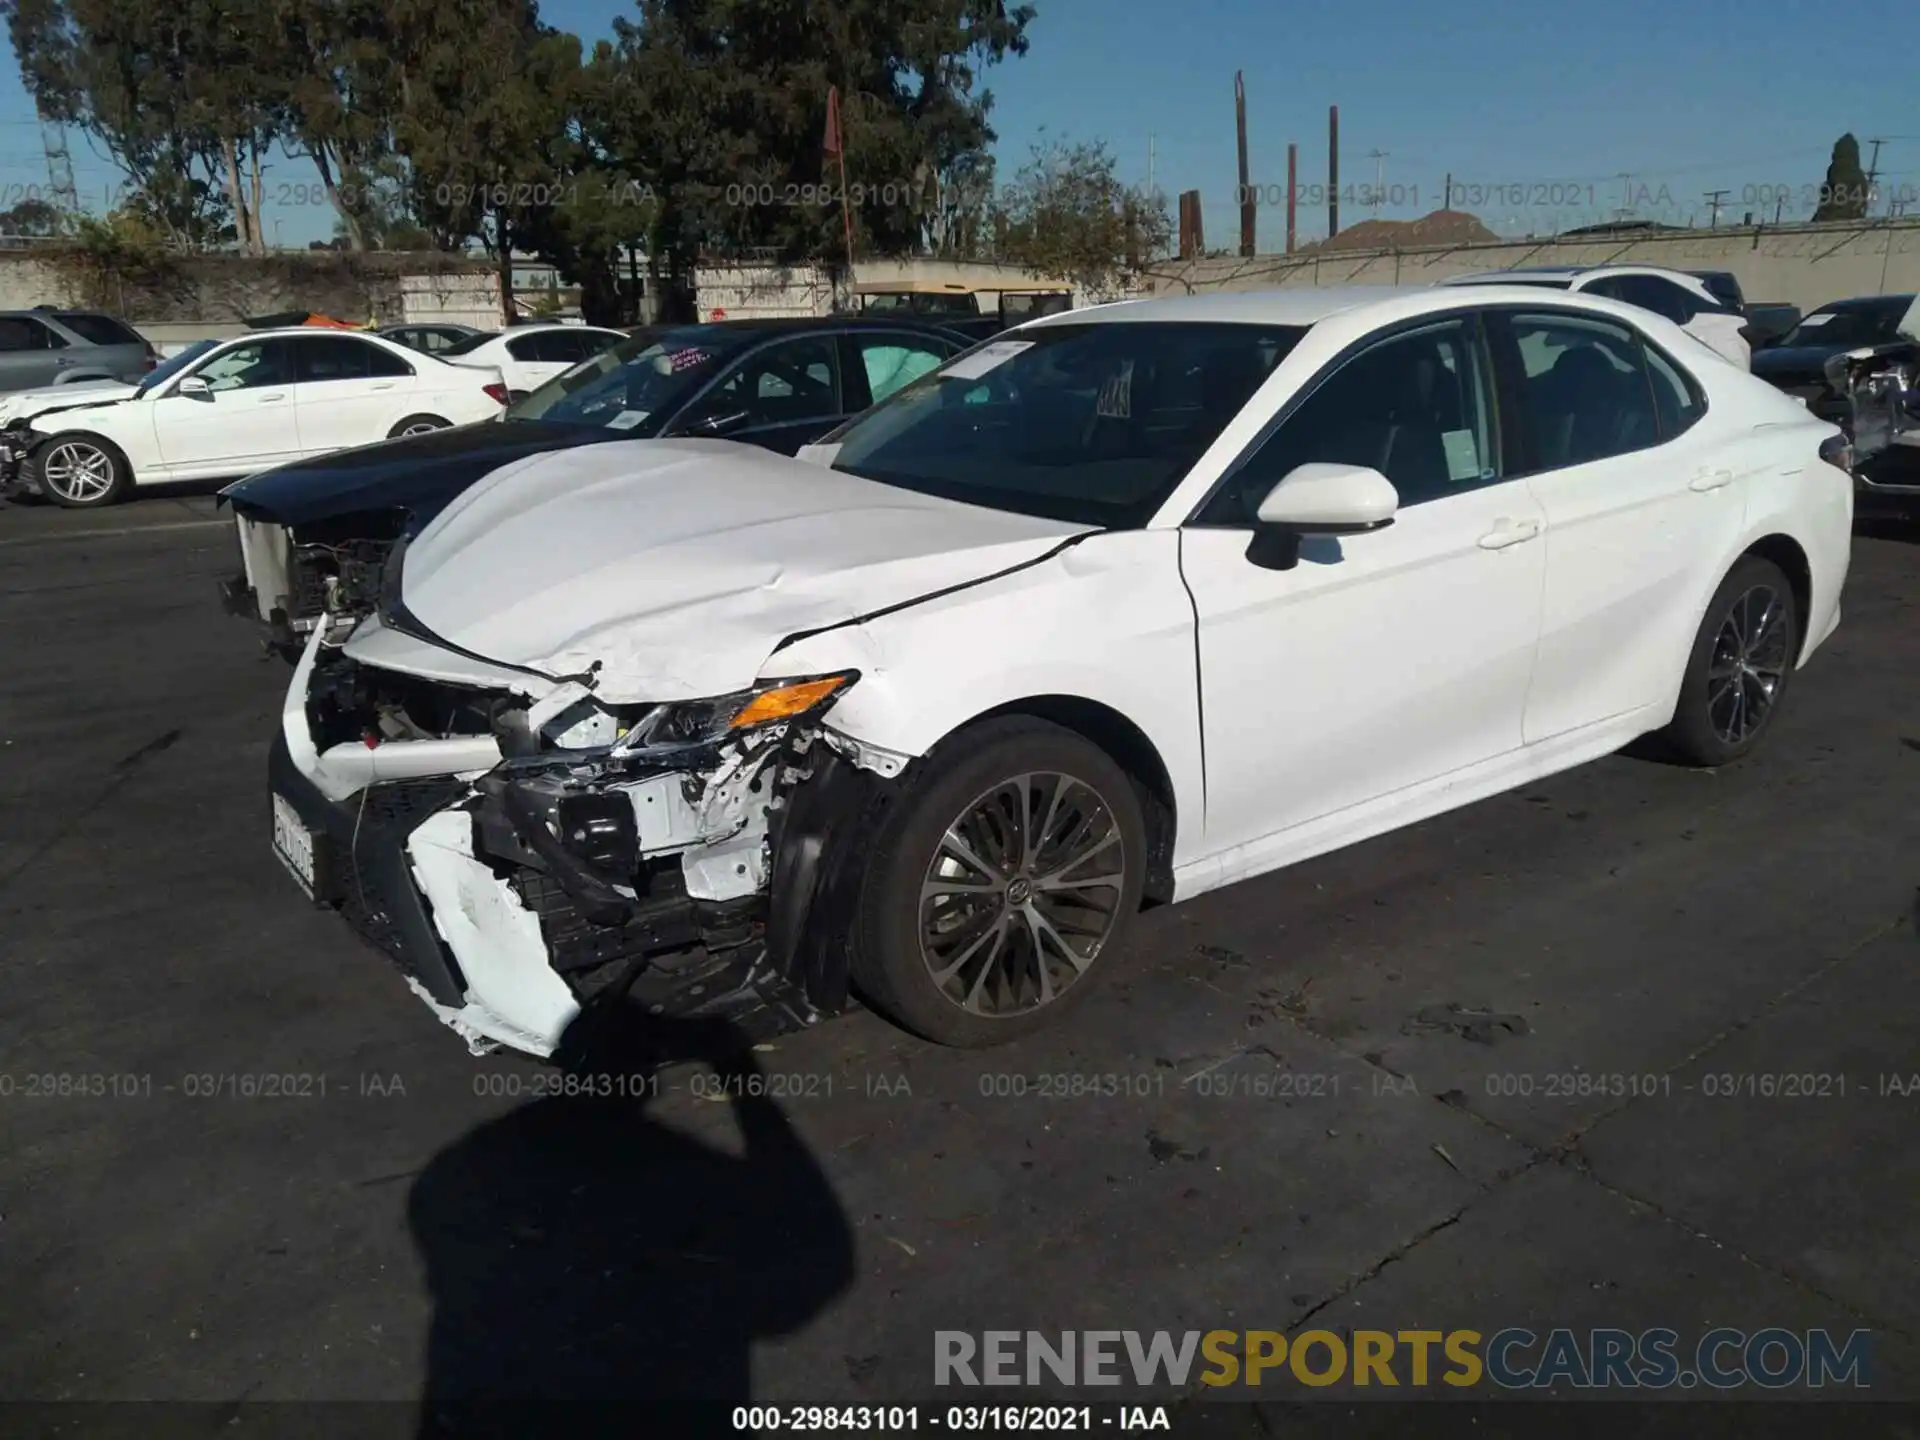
849, 717, 1147, 1047
34, 433, 131, 508
1662, 555, 1800, 766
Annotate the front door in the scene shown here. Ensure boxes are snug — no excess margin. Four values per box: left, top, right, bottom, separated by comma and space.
1179, 314, 1548, 861
672, 335, 847, 455
151, 338, 303, 477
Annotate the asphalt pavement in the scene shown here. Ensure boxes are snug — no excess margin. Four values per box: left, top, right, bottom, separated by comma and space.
2, 493, 1917, 1432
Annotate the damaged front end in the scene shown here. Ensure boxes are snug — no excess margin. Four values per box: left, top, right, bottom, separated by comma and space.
270, 618, 906, 1057
0, 422, 39, 498
1823, 343, 1920, 516
1825, 343, 1920, 461
220, 505, 407, 659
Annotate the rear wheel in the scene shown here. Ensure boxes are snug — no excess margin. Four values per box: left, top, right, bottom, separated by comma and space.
388, 414, 450, 438
850, 717, 1147, 1047
34, 433, 131, 508
1662, 555, 1800, 766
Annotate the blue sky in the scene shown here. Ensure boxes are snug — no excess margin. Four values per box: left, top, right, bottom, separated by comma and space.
0, 0, 1914, 248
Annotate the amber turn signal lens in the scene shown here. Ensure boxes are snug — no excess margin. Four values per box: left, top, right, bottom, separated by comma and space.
729, 675, 852, 729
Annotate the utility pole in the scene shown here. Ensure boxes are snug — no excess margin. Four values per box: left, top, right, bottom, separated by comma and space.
1366, 149, 1388, 212
1866, 137, 1887, 213
1328, 105, 1340, 239
1286, 143, 1298, 254
1235, 72, 1255, 256
1704, 189, 1728, 228
1147, 132, 1155, 200
1443, 172, 1452, 210
1614, 171, 1634, 221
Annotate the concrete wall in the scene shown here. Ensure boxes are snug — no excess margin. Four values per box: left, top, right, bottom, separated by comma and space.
0, 250, 501, 332
1141, 219, 1920, 310
694, 263, 841, 320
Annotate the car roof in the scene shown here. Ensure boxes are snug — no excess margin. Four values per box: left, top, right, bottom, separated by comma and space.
1015, 283, 1708, 339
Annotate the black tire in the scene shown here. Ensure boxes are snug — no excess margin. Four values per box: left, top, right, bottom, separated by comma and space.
31, 431, 131, 508
1662, 554, 1800, 767
388, 414, 451, 439
849, 716, 1147, 1047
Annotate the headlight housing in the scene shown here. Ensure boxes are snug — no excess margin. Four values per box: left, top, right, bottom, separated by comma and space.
613, 671, 859, 755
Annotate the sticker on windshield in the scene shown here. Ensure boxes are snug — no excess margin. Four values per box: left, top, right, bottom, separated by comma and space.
655, 347, 714, 374
606, 409, 649, 430
1095, 360, 1134, 419
1794, 313, 1833, 327
940, 340, 1033, 381
1441, 429, 1484, 482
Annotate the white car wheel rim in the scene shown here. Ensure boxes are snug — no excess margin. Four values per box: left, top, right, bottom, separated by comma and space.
42, 442, 113, 501
401, 421, 440, 435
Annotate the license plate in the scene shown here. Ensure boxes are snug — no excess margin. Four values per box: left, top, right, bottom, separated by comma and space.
272, 793, 317, 898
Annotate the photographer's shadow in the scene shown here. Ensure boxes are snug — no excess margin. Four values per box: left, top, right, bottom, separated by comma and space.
408, 1004, 856, 1437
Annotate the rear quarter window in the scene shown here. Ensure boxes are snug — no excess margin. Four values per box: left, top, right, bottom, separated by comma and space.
55, 313, 143, 346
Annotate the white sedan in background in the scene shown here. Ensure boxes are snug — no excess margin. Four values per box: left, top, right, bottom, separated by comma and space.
1440, 265, 1754, 369
0, 329, 510, 507
266, 284, 1851, 1058
438, 323, 629, 399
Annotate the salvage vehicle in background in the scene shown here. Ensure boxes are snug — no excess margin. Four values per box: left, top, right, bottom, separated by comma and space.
260, 284, 1850, 1059
219, 315, 972, 653
0, 308, 156, 392
0, 329, 508, 508
437, 322, 628, 399
1750, 294, 1920, 429
1440, 265, 1753, 368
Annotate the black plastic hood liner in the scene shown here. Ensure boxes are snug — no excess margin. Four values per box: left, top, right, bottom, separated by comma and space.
219, 419, 633, 531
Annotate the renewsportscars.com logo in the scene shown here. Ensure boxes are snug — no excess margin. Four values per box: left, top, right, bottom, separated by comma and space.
934, 1328, 1874, 1390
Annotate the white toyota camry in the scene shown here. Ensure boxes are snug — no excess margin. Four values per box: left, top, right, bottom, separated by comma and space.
0, 328, 509, 507
265, 284, 1852, 1058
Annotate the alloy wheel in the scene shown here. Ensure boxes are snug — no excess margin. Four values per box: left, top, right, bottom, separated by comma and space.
40, 441, 114, 503
399, 420, 442, 436
917, 771, 1129, 1017
1707, 583, 1791, 745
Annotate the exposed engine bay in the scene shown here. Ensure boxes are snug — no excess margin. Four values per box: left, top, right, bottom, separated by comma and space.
276, 624, 910, 1057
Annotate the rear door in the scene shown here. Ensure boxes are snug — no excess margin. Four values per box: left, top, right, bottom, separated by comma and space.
0, 314, 67, 389
503, 330, 577, 394
288, 335, 419, 455
1488, 307, 1744, 743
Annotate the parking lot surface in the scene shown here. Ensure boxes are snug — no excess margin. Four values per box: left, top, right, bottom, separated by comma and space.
3, 494, 1918, 1425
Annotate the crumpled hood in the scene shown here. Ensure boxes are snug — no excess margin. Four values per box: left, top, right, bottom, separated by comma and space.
1, 380, 137, 426
396, 438, 1093, 701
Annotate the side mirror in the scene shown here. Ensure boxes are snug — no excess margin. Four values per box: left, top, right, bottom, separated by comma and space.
1247, 462, 1398, 571
177, 375, 213, 400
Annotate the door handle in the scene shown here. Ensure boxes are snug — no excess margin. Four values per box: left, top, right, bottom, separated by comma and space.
1689, 469, 1733, 492
1478, 517, 1542, 550
255, 392, 286, 403
370, 381, 396, 391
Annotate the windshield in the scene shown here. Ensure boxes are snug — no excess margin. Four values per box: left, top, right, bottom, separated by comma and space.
501, 325, 755, 434
135, 340, 217, 395
1779, 301, 1911, 349
825, 321, 1310, 528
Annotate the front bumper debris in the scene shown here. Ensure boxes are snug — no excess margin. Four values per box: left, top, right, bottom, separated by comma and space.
269, 620, 900, 1057
0, 429, 37, 498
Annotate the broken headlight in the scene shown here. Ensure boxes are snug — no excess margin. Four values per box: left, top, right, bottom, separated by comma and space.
614, 672, 859, 755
